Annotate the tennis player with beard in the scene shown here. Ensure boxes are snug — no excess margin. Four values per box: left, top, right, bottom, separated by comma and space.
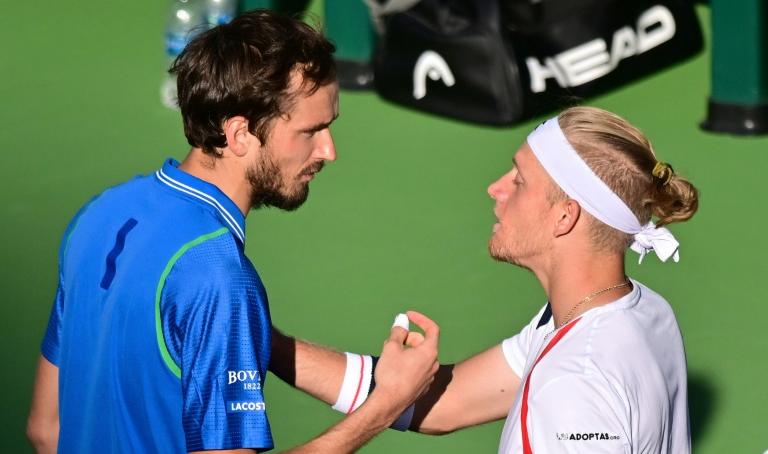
27, 10, 438, 454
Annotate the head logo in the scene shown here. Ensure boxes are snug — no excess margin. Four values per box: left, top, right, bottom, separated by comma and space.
526, 5, 676, 93
413, 50, 456, 100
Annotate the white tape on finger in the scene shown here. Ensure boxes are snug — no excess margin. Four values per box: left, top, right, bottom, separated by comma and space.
393, 313, 410, 330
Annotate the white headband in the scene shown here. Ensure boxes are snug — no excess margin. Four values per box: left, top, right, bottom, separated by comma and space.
526, 117, 680, 263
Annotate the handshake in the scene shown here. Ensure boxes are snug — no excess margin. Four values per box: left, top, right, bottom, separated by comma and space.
270, 311, 441, 452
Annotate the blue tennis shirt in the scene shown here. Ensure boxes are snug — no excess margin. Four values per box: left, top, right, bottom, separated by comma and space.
41, 159, 273, 452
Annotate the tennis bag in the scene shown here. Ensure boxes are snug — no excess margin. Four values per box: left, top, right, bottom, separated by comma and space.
372, 0, 703, 125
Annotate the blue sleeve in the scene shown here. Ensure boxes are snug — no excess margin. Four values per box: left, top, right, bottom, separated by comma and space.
41, 284, 64, 365
41, 198, 97, 365
161, 234, 273, 451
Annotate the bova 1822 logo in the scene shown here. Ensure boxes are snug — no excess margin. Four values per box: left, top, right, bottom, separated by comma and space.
227, 370, 262, 390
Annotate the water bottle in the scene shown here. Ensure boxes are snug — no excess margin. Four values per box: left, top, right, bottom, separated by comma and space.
203, 0, 238, 28
161, 0, 204, 108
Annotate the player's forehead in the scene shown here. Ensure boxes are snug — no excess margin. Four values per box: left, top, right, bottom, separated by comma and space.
285, 79, 339, 124
512, 143, 536, 172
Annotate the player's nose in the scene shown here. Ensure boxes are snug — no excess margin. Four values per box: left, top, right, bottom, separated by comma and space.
317, 129, 336, 162
488, 177, 505, 200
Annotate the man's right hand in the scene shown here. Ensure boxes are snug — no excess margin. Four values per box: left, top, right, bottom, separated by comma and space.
277, 311, 440, 453
368, 310, 440, 421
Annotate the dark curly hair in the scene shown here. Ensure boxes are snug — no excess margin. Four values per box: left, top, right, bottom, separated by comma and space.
170, 9, 336, 156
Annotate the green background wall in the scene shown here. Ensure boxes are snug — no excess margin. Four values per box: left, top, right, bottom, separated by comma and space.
1, 2, 766, 452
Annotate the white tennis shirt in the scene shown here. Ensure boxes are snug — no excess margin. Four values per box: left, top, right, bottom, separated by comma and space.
499, 279, 690, 453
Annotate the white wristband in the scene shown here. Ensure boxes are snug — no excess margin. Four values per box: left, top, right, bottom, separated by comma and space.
331, 314, 415, 429
331, 353, 374, 414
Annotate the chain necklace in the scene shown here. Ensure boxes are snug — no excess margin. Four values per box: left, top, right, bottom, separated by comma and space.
557, 280, 631, 328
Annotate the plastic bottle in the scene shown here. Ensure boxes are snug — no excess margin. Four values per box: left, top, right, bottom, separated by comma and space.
203, 0, 238, 28
161, 0, 203, 108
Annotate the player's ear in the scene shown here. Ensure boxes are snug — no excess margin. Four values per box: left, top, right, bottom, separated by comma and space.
223, 116, 256, 158
553, 199, 580, 237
